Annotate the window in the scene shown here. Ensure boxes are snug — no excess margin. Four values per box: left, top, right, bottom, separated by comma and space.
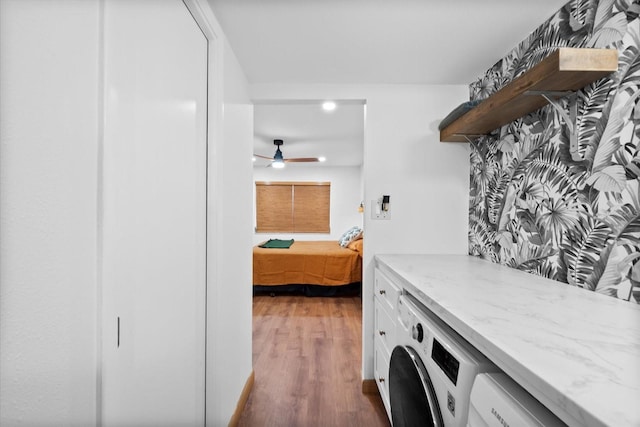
255, 181, 330, 233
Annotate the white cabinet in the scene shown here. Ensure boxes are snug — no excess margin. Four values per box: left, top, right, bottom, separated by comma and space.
373, 268, 401, 419
101, 1, 208, 425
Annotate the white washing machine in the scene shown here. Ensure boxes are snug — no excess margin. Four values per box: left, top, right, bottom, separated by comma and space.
389, 293, 499, 426
468, 372, 566, 427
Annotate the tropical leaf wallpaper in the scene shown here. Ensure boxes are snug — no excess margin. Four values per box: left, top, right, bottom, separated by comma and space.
468, 0, 640, 304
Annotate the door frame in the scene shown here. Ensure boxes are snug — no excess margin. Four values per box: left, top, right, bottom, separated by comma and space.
181, 1, 225, 424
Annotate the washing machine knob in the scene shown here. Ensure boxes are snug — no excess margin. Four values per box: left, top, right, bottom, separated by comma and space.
412, 323, 424, 342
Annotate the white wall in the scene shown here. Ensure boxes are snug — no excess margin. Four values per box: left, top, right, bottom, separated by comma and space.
0, 1, 100, 425
252, 165, 363, 244
251, 83, 470, 378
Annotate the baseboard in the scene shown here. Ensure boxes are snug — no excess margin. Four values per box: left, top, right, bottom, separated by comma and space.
228, 370, 255, 427
361, 379, 379, 395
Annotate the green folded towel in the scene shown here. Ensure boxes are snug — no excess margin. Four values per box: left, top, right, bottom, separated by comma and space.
259, 239, 295, 249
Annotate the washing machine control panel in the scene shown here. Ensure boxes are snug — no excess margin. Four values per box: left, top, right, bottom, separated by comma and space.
432, 338, 460, 386
411, 323, 424, 342
395, 294, 499, 427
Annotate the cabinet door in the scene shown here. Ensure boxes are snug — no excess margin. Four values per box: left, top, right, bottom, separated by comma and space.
101, 1, 207, 425
374, 334, 392, 418
374, 268, 400, 314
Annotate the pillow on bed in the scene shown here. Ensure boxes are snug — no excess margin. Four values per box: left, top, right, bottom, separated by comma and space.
339, 226, 363, 247
347, 238, 363, 254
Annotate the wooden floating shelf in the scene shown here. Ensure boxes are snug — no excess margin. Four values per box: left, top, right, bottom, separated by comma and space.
439, 48, 619, 143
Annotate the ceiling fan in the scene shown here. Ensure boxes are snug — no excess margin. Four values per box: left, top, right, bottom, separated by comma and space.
254, 139, 321, 168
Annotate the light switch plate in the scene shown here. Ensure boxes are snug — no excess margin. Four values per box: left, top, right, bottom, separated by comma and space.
371, 200, 391, 220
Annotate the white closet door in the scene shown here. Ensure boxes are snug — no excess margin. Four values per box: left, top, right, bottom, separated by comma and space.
101, 0, 207, 425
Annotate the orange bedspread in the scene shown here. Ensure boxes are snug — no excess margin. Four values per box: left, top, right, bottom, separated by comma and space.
253, 240, 362, 286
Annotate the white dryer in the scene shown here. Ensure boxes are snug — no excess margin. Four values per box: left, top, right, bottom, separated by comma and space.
468, 372, 566, 427
389, 293, 499, 427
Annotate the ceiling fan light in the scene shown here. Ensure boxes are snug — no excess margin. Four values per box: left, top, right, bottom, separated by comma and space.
318, 156, 326, 162
272, 142, 285, 168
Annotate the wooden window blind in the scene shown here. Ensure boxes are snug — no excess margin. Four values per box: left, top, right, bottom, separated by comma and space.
255, 181, 330, 233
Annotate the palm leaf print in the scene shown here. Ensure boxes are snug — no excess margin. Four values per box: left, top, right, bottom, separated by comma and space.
586, 90, 640, 191
583, 59, 640, 169
537, 197, 585, 245
467, 0, 640, 303
610, 27, 640, 179
622, 0, 640, 21
558, 0, 598, 42
617, 129, 640, 179
580, 35, 640, 171
583, 94, 616, 169
511, 23, 574, 78
486, 171, 512, 226
470, 139, 498, 200
469, 213, 496, 260
576, 79, 616, 157
576, 15, 639, 173
606, 181, 640, 244
593, 200, 640, 299
563, 215, 614, 290
586, 0, 628, 47
614, 22, 640, 88
499, 212, 558, 271
506, 242, 555, 274
613, 206, 640, 245
537, 261, 561, 279
516, 143, 586, 200
516, 209, 545, 241
595, 256, 625, 297
486, 128, 551, 227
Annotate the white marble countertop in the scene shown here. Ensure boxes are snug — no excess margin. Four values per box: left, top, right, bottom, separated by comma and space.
375, 254, 640, 427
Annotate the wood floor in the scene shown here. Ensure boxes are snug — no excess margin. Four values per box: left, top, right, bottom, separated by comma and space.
238, 295, 390, 427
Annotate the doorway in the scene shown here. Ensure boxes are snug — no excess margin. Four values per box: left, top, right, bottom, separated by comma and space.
242, 100, 383, 424
251, 100, 365, 244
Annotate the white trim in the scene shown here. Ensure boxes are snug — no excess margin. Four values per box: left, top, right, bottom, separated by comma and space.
96, 0, 106, 424
181, 1, 224, 425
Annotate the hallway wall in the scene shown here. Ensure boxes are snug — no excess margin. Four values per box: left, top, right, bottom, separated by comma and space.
0, 1, 100, 424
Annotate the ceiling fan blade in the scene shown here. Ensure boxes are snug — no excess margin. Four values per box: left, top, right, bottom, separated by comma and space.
256, 141, 321, 164
284, 158, 320, 163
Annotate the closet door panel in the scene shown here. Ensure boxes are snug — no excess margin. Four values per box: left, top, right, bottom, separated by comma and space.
101, 0, 207, 425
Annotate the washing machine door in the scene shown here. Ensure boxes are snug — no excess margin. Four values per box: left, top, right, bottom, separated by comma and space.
389, 345, 443, 427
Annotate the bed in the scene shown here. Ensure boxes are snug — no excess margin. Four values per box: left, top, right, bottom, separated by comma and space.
253, 239, 363, 296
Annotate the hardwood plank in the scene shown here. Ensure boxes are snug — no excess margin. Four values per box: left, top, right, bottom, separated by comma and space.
362, 380, 379, 395
238, 296, 390, 427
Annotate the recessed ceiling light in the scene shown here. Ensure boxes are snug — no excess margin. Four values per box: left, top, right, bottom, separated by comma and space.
318, 156, 326, 162
322, 101, 336, 111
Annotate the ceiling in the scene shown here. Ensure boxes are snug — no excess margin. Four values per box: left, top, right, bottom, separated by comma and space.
209, 0, 567, 85
253, 101, 365, 168
209, 0, 568, 166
